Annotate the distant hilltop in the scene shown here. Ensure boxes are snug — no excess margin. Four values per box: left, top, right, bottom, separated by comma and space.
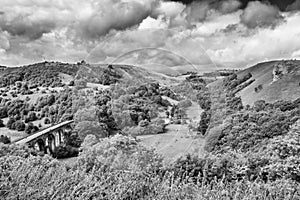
0, 65, 7, 70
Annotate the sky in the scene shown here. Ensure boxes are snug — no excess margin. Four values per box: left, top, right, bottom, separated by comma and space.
0, 0, 300, 69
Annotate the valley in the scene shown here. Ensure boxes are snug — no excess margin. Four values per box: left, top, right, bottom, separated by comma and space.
0, 59, 299, 199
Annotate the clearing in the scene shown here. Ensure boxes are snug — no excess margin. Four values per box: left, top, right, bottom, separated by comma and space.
138, 100, 205, 164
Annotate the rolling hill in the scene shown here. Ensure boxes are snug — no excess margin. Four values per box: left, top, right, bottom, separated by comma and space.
236, 60, 300, 105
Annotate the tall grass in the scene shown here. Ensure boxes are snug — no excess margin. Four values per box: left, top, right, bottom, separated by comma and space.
1, 155, 299, 200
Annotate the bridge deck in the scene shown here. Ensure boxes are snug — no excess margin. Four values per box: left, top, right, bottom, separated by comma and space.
15, 120, 74, 145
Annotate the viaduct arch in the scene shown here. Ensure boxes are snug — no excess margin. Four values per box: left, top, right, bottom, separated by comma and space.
15, 120, 74, 155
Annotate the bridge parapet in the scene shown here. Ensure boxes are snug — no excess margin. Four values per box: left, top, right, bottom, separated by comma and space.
15, 120, 74, 155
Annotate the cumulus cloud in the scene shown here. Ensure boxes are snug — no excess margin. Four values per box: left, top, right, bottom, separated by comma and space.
0, 0, 74, 40
76, 0, 160, 40
218, 0, 241, 13
182, 0, 241, 25
0, 0, 299, 70
240, 1, 284, 29
208, 12, 300, 67
0, 0, 161, 40
152, 1, 185, 18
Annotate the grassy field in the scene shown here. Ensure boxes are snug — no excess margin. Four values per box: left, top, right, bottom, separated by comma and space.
237, 60, 300, 105
138, 100, 204, 164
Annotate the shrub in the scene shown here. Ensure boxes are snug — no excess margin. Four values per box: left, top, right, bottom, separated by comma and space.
44, 117, 51, 124
25, 122, 39, 134
0, 119, 5, 127
0, 135, 11, 144
6, 117, 16, 129
53, 145, 79, 158
0, 107, 8, 118
14, 120, 26, 131
68, 80, 75, 86
25, 112, 37, 123
255, 84, 263, 93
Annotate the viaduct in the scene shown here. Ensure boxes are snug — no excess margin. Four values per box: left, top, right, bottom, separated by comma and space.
14, 120, 74, 155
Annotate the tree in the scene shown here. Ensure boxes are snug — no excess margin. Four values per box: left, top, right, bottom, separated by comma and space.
74, 106, 98, 122
165, 111, 170, 118
25, 112, 37, 123
253, 100, 266, 112
0, 135, 11, 144
68, 80, 75, 86
6, 117, 16, 129
14, 120, 26, 131
25, 122, 39, 134
0, 107, 8, 118
0, 119, 4, 127
75, 121, 109, 140
47, 94, 56, 106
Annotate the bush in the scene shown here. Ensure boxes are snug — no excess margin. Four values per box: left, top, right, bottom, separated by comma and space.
255, 84, 263, 93
68, 80, 75, 86
0, 136, 300, 199
53, 145, 79, 158
6, 117, 16, 129
0, 107, 8, 118
25, 112, 37, 123
14, 120, 26, 131
25, 122, 39, 134
0, 119, 5, 127
0, 135, 11, 144
44, 117, 51, 124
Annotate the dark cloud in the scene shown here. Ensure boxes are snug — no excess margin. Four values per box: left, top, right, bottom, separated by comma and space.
76, 0, 160, 40
180, 0, 241, 25
0, 18, 56, 40
168, 0, 297, 11
286, 0, 300, 11
240, 1, 284, 29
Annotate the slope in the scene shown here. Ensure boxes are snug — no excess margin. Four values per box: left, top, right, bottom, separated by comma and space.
237, 60, 300, 105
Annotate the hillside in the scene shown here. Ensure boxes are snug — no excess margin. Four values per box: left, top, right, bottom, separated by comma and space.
237, 60, 300, 105
0, 59, 300, 199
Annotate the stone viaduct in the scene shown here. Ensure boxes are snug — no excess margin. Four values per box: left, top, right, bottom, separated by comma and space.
15, 120, 74, 155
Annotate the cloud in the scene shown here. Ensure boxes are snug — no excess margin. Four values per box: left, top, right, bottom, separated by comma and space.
0, 31, 10, 50
76, 0, 160, 40
240, 1, 284, 29
218, 0, 242, 13
0, 0, 160, 40
207, 12, 300, 67
0, 0, 74, 40
182, 0, 241, 24
291, 49, 300, 58
152, 1, 185, 18
286, 0, 300, 11
0, 0, 299, 70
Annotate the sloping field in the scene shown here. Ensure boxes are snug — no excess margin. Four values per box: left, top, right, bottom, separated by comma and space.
138, 100, 204, 164
237, 60, 300, 105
